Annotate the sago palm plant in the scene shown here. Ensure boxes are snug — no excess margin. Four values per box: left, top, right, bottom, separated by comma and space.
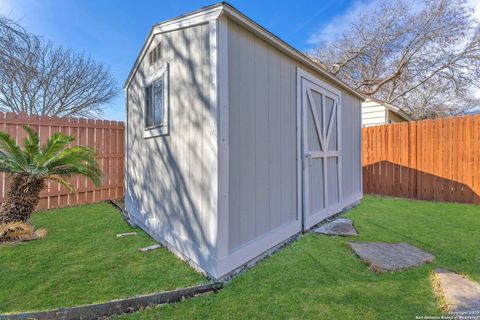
0, 125, 101, 224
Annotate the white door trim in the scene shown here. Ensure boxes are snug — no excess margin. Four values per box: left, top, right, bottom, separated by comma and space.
297, 67, 343, 230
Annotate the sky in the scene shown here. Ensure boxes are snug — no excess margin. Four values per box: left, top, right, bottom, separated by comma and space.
1, 0, 480, 121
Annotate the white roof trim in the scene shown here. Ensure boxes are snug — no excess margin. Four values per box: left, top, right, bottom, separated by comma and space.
124, 2, 364, 100
124, 3, 224, 90
220, 4, 364, 99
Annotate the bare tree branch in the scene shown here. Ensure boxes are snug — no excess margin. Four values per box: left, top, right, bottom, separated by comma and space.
310, 0, 480, 119
0, 16, 117, 118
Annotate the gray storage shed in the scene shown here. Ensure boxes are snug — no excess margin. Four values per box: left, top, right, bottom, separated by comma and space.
124, 2, 363, 279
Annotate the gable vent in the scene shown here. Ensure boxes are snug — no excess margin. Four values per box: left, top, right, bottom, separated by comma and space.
148, 43, 162, 65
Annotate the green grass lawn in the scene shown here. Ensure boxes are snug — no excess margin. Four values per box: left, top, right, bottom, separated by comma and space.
0, 203, 205, 314
119, 196, 480, 320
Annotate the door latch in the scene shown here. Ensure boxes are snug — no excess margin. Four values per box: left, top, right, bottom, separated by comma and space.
305, 153, 312, 166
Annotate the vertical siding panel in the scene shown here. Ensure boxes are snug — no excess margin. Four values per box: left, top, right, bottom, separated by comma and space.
254, 38, 269, 235
185, 26, 195, 241
199, 23, 209, 247
288, 63, 297, 222
177, 26, 189, 238
341, 94, 358, 200
170, 29, 181, 225
201, 23, 210, 247
242, 29, 256, 242
228, 23, 241, 249
227, 23, 302, 252
125, 23, 214, 271
268, 49, 282, 229
190, 25, 205, 247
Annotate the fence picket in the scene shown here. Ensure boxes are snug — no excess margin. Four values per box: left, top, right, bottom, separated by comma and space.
0, 112, 124, 210
363, 114, 480, 204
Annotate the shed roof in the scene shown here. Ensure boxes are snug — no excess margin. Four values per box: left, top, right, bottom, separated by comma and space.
124, 2, 364, 100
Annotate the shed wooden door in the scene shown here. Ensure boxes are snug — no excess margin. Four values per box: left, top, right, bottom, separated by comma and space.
300, 71, 342, 230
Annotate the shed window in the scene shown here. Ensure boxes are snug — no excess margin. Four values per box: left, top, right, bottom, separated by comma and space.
144, 63, 169, 137
145, 78, 164, 127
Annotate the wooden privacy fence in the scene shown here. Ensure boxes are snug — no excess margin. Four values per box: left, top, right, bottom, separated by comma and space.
362, 114, 480, 204
0, 112, 124, 210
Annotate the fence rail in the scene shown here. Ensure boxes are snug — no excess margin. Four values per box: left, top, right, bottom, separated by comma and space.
362, 114, 480, 204
0, 112, 124, 210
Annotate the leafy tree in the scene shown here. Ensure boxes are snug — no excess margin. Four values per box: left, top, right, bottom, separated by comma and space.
0, 125, 101, 223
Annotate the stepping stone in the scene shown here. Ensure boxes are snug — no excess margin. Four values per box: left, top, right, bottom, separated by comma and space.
116, 232, 137, 238
349, 242, 435, 272
434, 269, 480, 314
314, 218, 358, 236
138, 244, 162, 252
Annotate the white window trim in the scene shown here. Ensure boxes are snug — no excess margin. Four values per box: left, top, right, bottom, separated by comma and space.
143, 62, 169, 138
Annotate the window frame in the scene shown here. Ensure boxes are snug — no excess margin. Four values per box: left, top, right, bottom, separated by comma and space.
143, 62, 169, 138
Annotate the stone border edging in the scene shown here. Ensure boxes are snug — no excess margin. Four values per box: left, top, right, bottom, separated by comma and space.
0, 282, 223, 320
